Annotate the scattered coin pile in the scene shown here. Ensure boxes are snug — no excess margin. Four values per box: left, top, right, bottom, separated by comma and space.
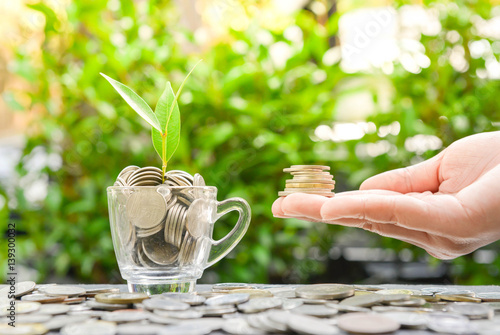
112, 166, 208, 268
278, 165, 335, 197
2, 282, 500, 334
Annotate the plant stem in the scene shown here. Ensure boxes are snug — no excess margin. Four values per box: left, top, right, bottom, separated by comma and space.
161, 133, 167, 183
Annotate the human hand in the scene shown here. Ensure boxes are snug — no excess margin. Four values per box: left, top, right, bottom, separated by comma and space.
272, 131, 500, 259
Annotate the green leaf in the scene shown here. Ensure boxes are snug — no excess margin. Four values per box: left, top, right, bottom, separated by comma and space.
151, 103, 180, 163
155, 81, 178, 130
152, 60, 202, 164
151, 81, 180, 162
100, 73, 162, 132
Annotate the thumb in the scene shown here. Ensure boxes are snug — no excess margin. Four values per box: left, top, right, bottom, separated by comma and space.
361, 151, 444, 194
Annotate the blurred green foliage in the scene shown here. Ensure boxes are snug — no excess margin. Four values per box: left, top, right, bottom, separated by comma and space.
2, 0, 499, 284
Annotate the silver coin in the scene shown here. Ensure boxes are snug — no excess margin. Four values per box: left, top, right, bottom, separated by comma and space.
389, 298, 426, 307
175, 206, 188, 247
446, 302, 494, 319
186, 199, 209, 239
178, 232, 198, 266
287, 313, 340, 335
148, 313, 182, 324
436, 294, 481, 303
187, 317, 226, 331
157, 323, 212, 335
371, 305, 432, 313
212, 283, 256, 291
137, 246, 160, 268
8, 301, 41, 314
153, 309, 204, 319
291, 304, 338, 318
60, 321, 117, 335
339, 294, 384, 307
300, 298, 333, 305
193, 173, 206, 187
142, 298, 190, 311
247, 313, 287, 333
289, 165, 331, 170
86, 300, 129, 311
44, 315, 92, 330
165, 203, 182, 247
375, 289, 416, 295
38, 303, 71, 315
281, 298, 304, 310
116, 323, 165, 335
205, 293, 250, 306
222, 318, 266, 335
126, 189, 167, 229
101, 310, 150, 322
295, 284, 354, 300
14, 313, 52, 324
382, 312, 429, 329
0, 324, 49, 335
268, 289, 296, 299
136, 219, 164, 238
237, 297, 283, 313
477, 292, 500, 302
380, 294, 411, 303
0, 281, 36, 298
95, 292, 149, 304
328, 304, 371, 313
142, 233, 178, 265
337, 312, 400, 334
20, 294, 66, 303
84, 287, 121, 296
118, 165, 140, 181
68, 309, 107, 318
196, 305, 237, 317
160, 293, 206, 305
427, 313, 475, 334
278, 191, 335, 197
165, 170, 194, 183
438, 289, 476, 297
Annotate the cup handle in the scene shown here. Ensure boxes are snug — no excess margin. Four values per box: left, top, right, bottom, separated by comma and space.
205, 197, 251, 269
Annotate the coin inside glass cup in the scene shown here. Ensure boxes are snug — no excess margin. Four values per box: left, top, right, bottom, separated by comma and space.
193, 173, 206, 187
186, 199, 210, 239
126, 189, 167, 229
142, 233, 179, 265
174, 206, 188, 247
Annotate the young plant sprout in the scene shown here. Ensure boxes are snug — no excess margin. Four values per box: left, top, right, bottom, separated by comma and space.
100, 60, 201, 181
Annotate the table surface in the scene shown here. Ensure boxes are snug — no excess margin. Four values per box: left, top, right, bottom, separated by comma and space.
3, 283, 500, 334
78, 282, 500, 293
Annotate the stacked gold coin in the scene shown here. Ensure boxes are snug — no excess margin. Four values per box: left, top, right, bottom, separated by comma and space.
278, 165, 335, 197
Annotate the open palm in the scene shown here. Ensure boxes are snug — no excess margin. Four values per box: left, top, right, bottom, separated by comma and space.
272, 131, 500, 259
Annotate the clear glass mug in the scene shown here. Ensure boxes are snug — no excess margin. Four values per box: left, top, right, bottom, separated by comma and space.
107, 185, 251, 294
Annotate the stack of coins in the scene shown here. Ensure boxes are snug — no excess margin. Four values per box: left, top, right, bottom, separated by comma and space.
113, 166, 204, 187
112, 166, 208, 267
278, 165, 335, 197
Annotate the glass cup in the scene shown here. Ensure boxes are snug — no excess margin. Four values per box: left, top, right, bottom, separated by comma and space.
107, 185, 251, 294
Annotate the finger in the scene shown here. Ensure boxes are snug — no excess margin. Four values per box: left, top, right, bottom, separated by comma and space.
320, 194, 438, 233
334, 190, 402, 197
360, 151, 444, 193
272, 197, 285, 217
280, 193, 329, 220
